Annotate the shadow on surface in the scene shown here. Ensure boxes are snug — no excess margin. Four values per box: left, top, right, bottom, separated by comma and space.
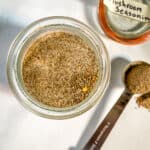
70, 57, 130, 150
79, 0, 106, 37
0, 18, 23, 90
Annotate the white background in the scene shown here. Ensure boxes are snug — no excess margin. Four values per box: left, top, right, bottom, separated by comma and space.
0, 0, 150, 150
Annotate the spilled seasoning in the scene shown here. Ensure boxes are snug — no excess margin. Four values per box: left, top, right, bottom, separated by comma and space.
22, 31, 100, 108
124, 62, 150, 110
137, 92, 150, 110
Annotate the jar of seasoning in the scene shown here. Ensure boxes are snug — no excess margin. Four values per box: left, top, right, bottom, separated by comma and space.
7, 16, 110, 119
98, 0, 150, 45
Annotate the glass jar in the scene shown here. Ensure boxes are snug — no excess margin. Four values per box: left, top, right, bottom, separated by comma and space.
7, 16, 110, 119
98, 0, 150, 45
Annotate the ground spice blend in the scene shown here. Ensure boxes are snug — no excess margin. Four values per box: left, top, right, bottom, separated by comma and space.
125, 63, 150, 94
137, 92, 150, 110
22, 31, 100, 108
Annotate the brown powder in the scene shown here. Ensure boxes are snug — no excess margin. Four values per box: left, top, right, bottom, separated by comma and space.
22, 31, 100, 108
137, 92, 150, 110
125, 63, 150, 94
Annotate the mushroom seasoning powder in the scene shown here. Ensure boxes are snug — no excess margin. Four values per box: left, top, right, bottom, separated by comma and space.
137, 92, 150, 110
22, 31, 100, 108
125, 63, 150, 94
125, 62, 150, 110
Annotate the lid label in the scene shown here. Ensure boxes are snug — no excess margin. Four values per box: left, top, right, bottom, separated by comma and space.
104, 0, 150, 22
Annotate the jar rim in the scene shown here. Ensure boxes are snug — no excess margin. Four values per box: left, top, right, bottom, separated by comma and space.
7, 16, 111, 119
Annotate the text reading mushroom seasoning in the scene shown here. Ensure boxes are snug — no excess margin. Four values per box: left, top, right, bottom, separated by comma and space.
22, 32, 100, 108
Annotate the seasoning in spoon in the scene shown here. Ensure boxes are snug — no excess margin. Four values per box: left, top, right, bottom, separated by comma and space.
125, 62, 150, 94
84, 61, 150, 149
22, 31, 100, 108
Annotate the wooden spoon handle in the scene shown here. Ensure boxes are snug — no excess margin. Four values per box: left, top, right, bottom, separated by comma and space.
83, 90, 132, 150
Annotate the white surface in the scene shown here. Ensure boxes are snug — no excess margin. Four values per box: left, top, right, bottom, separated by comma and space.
0, 0, 150, 150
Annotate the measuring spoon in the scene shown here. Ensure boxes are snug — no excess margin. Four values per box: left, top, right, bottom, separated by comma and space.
83, 61, 149, 150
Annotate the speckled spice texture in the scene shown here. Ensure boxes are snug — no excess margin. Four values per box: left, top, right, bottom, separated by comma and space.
125, 63, 150, 94
22, 31, 100, 108
137, 92, 150, 110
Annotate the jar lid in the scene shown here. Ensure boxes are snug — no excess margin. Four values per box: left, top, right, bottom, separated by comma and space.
98, 0, 150, 45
